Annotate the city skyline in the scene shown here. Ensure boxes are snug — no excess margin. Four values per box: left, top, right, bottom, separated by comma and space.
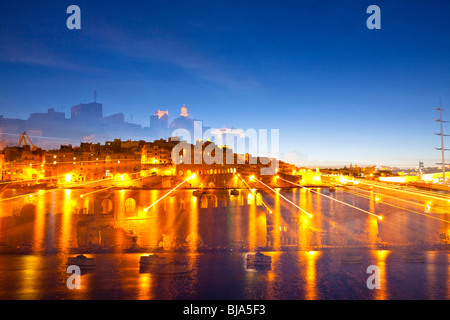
2, 1, 450, 304
0, 97, 446, 169
1, 1, 450, 168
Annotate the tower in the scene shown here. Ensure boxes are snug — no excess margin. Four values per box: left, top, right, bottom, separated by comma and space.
180, 104, 188, 118
435, 100, 449, 183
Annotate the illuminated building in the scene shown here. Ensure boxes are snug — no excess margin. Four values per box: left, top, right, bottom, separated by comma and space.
42, 139, 143, 185
140, 137, 180, 177
1, 145, 44, 181
0, 133, 279, 189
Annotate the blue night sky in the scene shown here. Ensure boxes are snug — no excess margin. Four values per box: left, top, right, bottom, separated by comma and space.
1, 0, 450, 168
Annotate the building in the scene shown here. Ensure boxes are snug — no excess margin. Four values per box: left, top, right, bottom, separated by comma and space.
71, 102, 103, 121
1, 145, 45, 181
0, 100, 148, 150
0, 99, 217, 153
43, 139, 142, 185
140, 137, 180, 177
150, 109, 169, 139
169, 104, 210, 142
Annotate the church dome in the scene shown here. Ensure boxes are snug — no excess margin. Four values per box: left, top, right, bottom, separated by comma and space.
169, 104, 194, 131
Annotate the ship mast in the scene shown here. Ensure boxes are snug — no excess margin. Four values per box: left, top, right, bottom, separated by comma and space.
435, 100, 449, 183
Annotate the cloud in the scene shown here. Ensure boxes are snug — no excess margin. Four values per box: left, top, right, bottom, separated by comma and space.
0, 36, 103, 74
0, 16, 260, 91
87, 25, 260, 90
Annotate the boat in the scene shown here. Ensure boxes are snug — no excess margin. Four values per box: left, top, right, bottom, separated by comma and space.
403, 251, 425, 263
284, 188, 293, 193
339, 252, 363, 264
139, 254, 168, 271
139, 255, 192, 274
329, 187, 336, 192
139, 254, 164, 266
246, 252, 272, 270
230, 189, 239, 196
156, 261, 192, 275
67, 254, 96, 268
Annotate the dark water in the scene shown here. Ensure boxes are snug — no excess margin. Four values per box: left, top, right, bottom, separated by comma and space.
0, 250, 449, 300
0, 186, 450, 299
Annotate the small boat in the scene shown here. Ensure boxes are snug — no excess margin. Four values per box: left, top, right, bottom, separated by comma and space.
284, 188, 293, 193
139, 254, 165, 266
339, 252, 363, 264
139, 254, 168, 272
156, 261, 192, 275
230, 189, 239, 196
329, 187, 336, 192
140, 255, 191, 274
67, 254, 96, 268
246, 252, 272, 270
403, 251, 425, 263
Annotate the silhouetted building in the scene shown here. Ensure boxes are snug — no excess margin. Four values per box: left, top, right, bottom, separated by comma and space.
169, 104, 210, 142
29, 108, 65, 121
0, 100, 209, 152
150, 109, 169, 139
169, 104, 195, 138
71, 102, 103, 121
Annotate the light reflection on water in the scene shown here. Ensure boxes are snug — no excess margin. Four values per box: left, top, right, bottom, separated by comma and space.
0, 251, 449, 299
0, 187, 450, 299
